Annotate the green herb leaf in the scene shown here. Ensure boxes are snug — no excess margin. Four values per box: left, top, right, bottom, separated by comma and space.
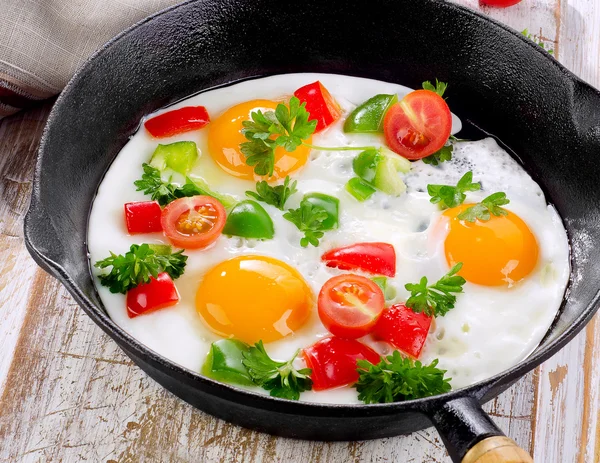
405, 263, 466, 317
354, 351, 452, 404
422, 79, 448, 98
521, 29, 554, 55
94, 244, 187, 294
457, 192, 510, 222
134, 163, 236, 208
241, 97, 317, 177
283, 198, 329, 247
246, 176, 298, 210
422, 144, 454, 166
242, 341, 312, 400
427, 171, 481, 209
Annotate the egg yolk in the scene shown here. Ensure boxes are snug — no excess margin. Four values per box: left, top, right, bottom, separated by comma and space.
207, 99, 312, 181
443, 204, 539, 286
195, 255, 313, 343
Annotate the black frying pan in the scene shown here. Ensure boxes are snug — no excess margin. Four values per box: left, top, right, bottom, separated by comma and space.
23, 0, 600, 461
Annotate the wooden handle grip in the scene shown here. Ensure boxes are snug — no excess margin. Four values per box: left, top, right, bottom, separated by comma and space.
462, 436, 533, 463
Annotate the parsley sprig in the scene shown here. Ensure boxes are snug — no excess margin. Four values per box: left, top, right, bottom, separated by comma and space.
283, 199, 329, 247
134, 164, 235, 208
95, 244, 187, 294
422, 79, 448, 98
246, 176, 297, 211
241, 97, 317, 176
422, 144, 453, 166
427, 171, 481, 209
354, 351, 452, 404
242, 341, 312, 400
458, 192, 510, 222
405, 263, 466, 317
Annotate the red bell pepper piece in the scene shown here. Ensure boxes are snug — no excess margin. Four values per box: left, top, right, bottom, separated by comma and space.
144, 106, 210, 138
124, 201, 162, 234
294, 81, 341, 132
321, 242, 396, 277
373, 304, 432, 358
302, 337, 380, 390
126, 272, 179, 318
479, 0, 521, 6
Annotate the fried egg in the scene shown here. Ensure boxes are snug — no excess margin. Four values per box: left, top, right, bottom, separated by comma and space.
88, 73, 570, 403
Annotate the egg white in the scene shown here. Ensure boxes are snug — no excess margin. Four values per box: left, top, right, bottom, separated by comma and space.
88, 73, 570, 403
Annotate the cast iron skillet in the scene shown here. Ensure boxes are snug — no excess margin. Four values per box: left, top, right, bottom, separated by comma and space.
24, 0, 600, 461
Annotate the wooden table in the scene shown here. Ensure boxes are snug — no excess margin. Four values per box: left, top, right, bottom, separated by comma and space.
1, 1, 598, 461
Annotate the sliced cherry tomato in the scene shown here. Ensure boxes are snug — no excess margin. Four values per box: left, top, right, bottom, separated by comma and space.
161, 196, 226, 249
124, 201, 162, 234
321, 242, 396, 277
383, 90, 452, 160
318, 274, 385, 339
302, 337, 380, 390
480, 0, 521, 6
373, 304, 432, 358
144, 106, 210, 138
294, 81, 341, 132
126, 272, 179, 318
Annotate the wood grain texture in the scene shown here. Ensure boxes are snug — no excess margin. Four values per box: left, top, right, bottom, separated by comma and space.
0, 2, 598, 462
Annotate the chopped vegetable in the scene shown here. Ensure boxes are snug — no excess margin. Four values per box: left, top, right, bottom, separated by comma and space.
293, 81, 341, 132
321, 242, 396, 277
161, 196, 227, 249
124, 201, 162, 234
149, 141, 198, 175
222, 200, 275, 239
405, 263, 466, 317
427, 171, 481, 209
345, 177, 376, 201
126, 272, 179, 318
241, 96, 317, 176
383, 89, 452, 160
458, 192, 510, 222
422, 143, 453, 166
245, 176, 297, 210
242, 341, 312, 400
373, 304, 432, 358
144, 105, 210, 138
421, 79, 448, 98
352, 148, 410, 197
344, 94, 398, 133
302, 193, 339, 230
283, 198, 330, 247
95, 243, 187, 294
202, 339, 254, 386
354, 351, 452, 403
302, 337, 380, 391
318, 274, 385, 339
482, 0, 521, 7
371, 276, 397, 301
134, 163, 236, 208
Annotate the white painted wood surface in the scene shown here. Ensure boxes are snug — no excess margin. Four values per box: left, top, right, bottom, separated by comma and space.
0, 1, 598, 462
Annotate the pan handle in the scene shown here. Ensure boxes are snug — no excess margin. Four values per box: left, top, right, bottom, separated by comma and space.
428, 396, 533, 463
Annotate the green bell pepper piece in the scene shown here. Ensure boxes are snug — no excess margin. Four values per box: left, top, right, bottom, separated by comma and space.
223, 200, 275, 239
344, 94, 398, 133
345, 177, 376, 201
303, 192, 339, 230
352, 149, 380, 183
150, 141, 198, 175
371, 276, 397, 301
202, 339, 253, 386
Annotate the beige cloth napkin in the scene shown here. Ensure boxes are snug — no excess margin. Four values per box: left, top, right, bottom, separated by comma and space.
0, 0, 181, 118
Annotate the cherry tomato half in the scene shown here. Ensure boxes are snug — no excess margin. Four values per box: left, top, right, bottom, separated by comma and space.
302, 337, 380, 390
294, 81, 341, 132
126, 272, 179, 318
373, 304, 432, 358
161, 196, 226, 249
383, 90, 452, 160
318, 274, 385, 339
144, 106, 210, 138
124, 201, 162, 234
480, 0, 521, 7
321, 242, 396, 277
